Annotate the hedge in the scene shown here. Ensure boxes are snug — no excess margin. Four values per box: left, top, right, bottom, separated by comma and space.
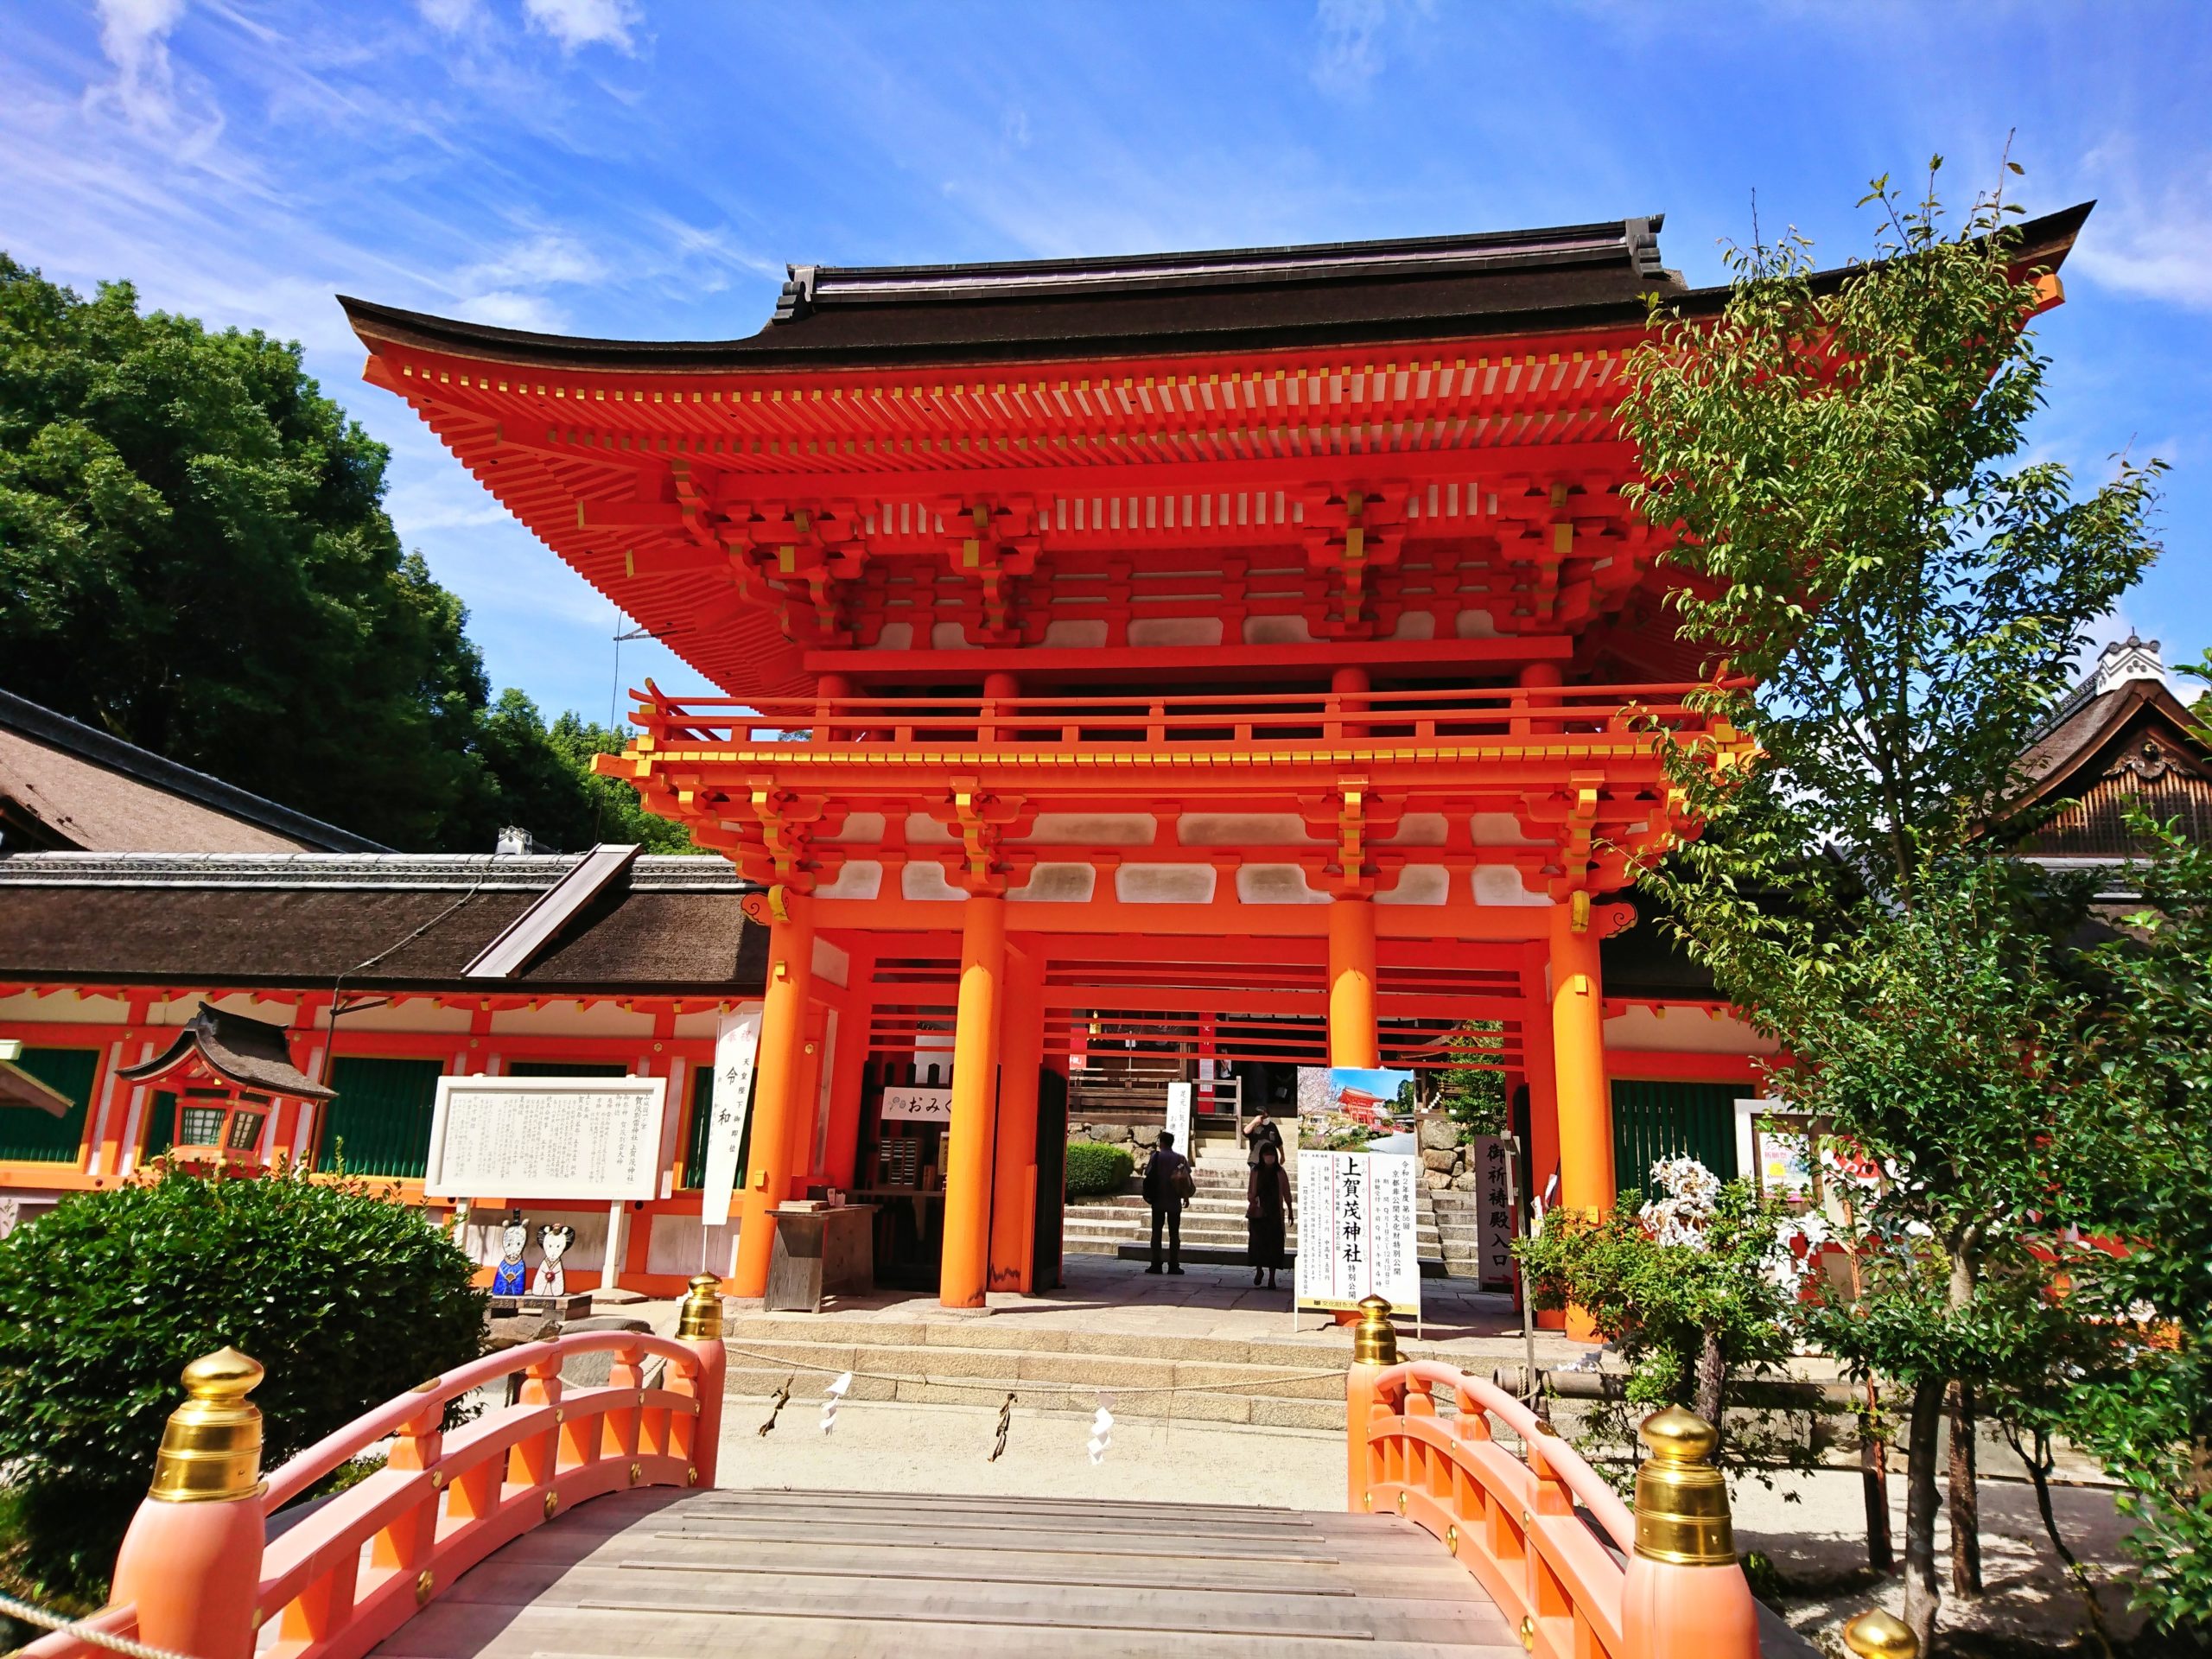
1064, 1141, 1135, 1198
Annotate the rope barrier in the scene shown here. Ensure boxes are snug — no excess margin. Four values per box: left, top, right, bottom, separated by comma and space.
720, 1343, 1346, 1402
755, 1379, 791, 1437
0, 1592, 190, 1659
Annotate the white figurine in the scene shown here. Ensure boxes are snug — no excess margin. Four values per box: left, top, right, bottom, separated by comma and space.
531, 1223, 575, 1296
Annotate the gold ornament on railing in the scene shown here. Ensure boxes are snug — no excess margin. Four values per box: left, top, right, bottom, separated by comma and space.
1630, 1406, 1735, 1566
147, 1348, 265, 1503
675, 1273, 726, 1341
1842, 1609, 1917, 1659
1351, 1295, 1399, 1367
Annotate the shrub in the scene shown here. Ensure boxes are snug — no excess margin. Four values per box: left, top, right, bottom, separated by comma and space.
0, 1163, 485, 1601
1064, 1141, 1135, 1198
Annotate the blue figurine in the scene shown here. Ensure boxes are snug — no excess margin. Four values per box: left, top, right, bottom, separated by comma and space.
491, 1211, 530, 1296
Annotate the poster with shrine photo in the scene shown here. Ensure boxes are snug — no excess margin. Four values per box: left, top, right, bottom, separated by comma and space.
1294, 1067, 1421, 1318
425, 1075, 668, 1202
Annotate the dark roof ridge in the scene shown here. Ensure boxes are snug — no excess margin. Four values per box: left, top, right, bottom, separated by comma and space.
0, 849, 748, 892
0, 687, 387, 854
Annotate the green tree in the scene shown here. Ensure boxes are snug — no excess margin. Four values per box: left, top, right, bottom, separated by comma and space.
1615, 162, 2163, 1649
0, 255, 505, 849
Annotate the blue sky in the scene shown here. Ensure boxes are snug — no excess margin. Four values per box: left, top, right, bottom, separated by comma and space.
5, 1, 2209, 723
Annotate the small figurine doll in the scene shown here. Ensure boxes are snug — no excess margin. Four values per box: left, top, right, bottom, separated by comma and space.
531, 1223, 576, 1297
491, 1211, 529, 1296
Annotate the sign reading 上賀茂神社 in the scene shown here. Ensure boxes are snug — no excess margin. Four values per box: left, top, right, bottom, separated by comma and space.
700, 1004, 764, 1228
880, 1086, 953, 1124
425, 1076, 668, 1202
1292, 1065, 1422, 1317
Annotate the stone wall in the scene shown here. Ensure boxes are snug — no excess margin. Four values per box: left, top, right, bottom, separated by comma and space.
1416, 1114, 1484, 1191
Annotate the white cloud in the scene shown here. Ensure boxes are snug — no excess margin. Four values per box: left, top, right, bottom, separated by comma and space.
522, 0, 640, 54
1312, 0, 1435, 102
456, 232, 606, 290
452, 289, 570, 331
89, 0, 190, 129
2062, 137, 2212, 312
416, 0, 481, 32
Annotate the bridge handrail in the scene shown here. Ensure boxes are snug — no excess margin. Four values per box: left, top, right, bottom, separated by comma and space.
1343, 1298, 1760, 1659
19, 1280, 730, 1659
259, 1328, 706, 1512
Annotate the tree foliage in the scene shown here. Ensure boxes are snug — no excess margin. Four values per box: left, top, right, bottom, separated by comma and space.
0, 1164, 484, 1603
0, 255, 695, 855
1615, 163, 2165, 1650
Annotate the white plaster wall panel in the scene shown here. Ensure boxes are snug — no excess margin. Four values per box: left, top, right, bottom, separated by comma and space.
1128, 616, 1224, 648
1377, 866, 1452, 906
815, 860, 883, 900
0, 992, 136, 1024
901, 861, 964, 901
868, 621, 914, 650
1008, 863, 1097, 903
1471, 813, 1541, 846
1235, 864, 1330, 905
1471, 866, 1549, 907
1016, 813, 1155, 845
1243, 614, 1313, 645
670, 1011, 727, 1039
1179, 813, 1316, 847
489, 1001, 656, 1038
1116, 864, 1217, 905
810, 938, 850, 987
1383, 813, 1448, 846
317, 998, 474, 1033
1388, 611, 1436, 640
903, 811, 956, 844
821, 811, 886, 843
1606, 1004, 1781, 1056
1455, 609, 1500, 639
930, 621, 977, 650
1041, 618, 1109, 648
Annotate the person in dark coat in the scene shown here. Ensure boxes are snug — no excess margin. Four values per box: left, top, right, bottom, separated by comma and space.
1247, 1141, 1293, 1288
1141, 1130, 1192, 1274
1243, 1109, 1284, 1171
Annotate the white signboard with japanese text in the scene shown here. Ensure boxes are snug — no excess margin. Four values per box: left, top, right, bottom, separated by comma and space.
880, 1086, 954, 1125
1471, 1135, 1517, 1292
425, 1075, 668, 1203
1165, 1080, 1193, 1153
1295, 1149, 1421, 1317
700, 1005, 763, 1228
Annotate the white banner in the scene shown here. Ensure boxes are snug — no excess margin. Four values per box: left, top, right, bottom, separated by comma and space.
1165, 1080, 1193, 1153
425, 1076, 668, 1202
1295, 1150, 1421, 1317
1471, 1134, 1517, 1292
880, 1085, 953, 1124
700, 1006, 763, 1228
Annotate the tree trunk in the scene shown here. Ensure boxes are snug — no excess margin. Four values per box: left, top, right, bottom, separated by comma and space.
1694, 1323, 1726, 1452
1861, 1382, 1894, 1573
1903, 1376, 1947, 1652
2011, 1425, 2113, 1659
1948, 1380, 1982, 1596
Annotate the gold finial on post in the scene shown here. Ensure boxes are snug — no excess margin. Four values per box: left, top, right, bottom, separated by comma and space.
675, 1273, 726, 1341
147, 1348, 265, 1503
1631, 1405, 1735, 1566
1351, 1295, 1399, 1367
1843, 1609, 1918, 1659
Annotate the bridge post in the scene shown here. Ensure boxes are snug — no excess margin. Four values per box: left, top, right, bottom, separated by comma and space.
1622, 1406, 1759, 1659
675, 1273, 728, 1488
110, 1349, 267, 1659
1344, 1295, 1397, 1510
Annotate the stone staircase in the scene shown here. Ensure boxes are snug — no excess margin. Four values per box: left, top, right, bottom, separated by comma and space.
715, 1309, 1537, 1432
1427, 1189, 1489, 1281
1063, 1160, 1456, 1274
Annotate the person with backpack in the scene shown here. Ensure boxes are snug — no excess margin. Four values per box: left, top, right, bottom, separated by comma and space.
1141, 1129, 1194, 1274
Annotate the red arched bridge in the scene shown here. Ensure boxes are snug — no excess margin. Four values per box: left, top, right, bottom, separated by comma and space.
21, 1281, 1808, 1659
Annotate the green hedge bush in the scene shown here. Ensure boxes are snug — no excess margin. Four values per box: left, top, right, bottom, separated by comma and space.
0, 1164, 485, 1601
1063, 1141, 1135, 1198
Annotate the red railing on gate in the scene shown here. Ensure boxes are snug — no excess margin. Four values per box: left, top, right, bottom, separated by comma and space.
22, 1280, 728, 1659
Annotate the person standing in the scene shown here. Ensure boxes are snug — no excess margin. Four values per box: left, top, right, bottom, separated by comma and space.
1142, 1130, 1192, 1274
1247, 1141, 1293, 1289
1243, 1109, 1284, 1170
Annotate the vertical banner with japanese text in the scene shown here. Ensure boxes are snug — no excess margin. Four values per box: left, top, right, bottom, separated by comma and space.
1471, 1134, 1517, 1292
1294, 1065, 1421, 1317
700, 1003, 763, 1229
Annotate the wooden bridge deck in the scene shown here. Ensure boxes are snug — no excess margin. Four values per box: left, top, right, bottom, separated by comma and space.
373, 1486, 1521, 1658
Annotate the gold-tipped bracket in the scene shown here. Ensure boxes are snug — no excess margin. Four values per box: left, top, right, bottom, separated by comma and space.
149, 1347, 265, 1503
1631, 1405, 1735, 1565
676, 1273, 727, 1342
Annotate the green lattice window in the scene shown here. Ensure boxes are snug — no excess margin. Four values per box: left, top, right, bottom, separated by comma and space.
0, 1046, 98, 1164
318, 1058, 447, 1179
1610, 1079, 1745, 1200
177, 1103, 228, 1147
